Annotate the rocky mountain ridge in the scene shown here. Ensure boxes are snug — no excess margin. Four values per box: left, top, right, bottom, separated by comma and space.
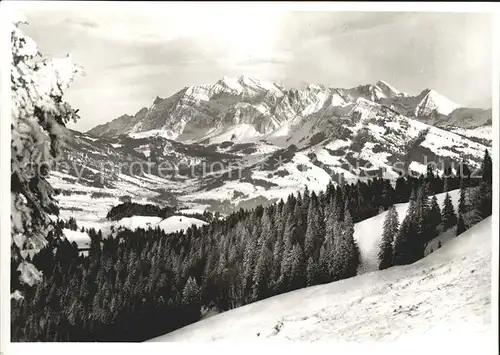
87, 76, 491, 142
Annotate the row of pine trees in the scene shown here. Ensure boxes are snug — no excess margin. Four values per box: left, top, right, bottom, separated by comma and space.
378, 150, 492, 270
11, 152, 492, 342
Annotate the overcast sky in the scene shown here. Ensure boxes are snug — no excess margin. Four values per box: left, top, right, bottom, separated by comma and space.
17, 3, 492, 132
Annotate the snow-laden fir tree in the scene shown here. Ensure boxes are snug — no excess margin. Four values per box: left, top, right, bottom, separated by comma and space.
304, 193, 322, 261
429, 195, 442, 237
393, 199, 418, 265
441, 192, 457, 231
415, 185, 431, 236
477, 150, 492, 219
458, 177, 467, 215
443, 175, 450, 193
378, 206, 399, 270
241, 231, 257, 303
182, 276, 201, 305
342, 205, 360, 278
329, 204, 359, 280
322, 199, 338, 280
271, 231, 284, 281
306, 257, 316, 286
182, 276, 202, 321
252, 238, 272, 301
289, 243, 306, 291
457, 176, 472, 233
293, 198, 306, 247
11, 15, 82, 249
280, 212, 296, 277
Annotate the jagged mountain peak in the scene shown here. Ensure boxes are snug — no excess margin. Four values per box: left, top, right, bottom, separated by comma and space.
374, 79, 407, 98
415, 88, 461, 116
153, 96, 163, 105
87, 76, 485, 139
213, 75, 282, 96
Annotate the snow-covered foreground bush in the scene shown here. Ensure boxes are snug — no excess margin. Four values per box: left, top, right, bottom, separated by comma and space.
150, 217, 492, 343
10, 14, 82, 249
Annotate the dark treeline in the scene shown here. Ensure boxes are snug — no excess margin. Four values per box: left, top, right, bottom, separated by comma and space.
11, 153, 491, 342
106, 202, 215, 223
106, 202, 177, 221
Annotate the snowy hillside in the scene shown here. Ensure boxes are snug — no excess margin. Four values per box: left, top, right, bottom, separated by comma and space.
64, 215, 207, 247
355, 189, 460, 274
51, 101, 490, 221
150, 217, 492, 343
40, 77, 491, 242
115, 215, 207, 234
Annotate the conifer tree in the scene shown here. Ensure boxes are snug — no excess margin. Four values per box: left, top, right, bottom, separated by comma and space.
477, 150, 493, 219
441, 192, 457, 231
456, 213, 467, 236
316, 242, 329, 284
395, 175, 408, 203
393, 200, 418, 265
182, 276, 201, 321
306, 257, 317, 286
293, 202, 306, 247
322, 199, 337, 279
302, 185, 311, 217
343, 207, 360, 278
429, 195, 442, 237
242, 235, 257, 303
443, 166, 453, 190
459, 160, 471, 187
272, 233, 283, 281
414, 185, 431, 243
335, 188, 345, 222
425, 164, 436, 195
378, 206, 399, 270
280, 210, 295, 267
304, 196, 321, 261
393, 217, 409, 266
381, 180, 395, 211
252, 241, 272, 301
458, 178, 467, 215
289, 244, 306, 291
329, 205, 358, 280
443, 175, 450, 193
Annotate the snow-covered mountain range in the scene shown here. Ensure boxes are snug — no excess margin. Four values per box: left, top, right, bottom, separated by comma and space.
87, 76, 490, 141
50, 77, 492, 221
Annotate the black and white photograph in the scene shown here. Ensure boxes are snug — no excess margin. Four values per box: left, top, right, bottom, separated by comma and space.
1, 1, 497, 350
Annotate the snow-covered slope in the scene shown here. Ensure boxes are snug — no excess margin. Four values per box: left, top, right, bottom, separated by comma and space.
113, 215, 208, 234
63, 228, 90, 249
156, 215, 207, 233
355, 189, 460, 274
446, 108, 493, 129
149, 217, 492, 343
61, 215, 207, 247
51, 111, 490, 223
